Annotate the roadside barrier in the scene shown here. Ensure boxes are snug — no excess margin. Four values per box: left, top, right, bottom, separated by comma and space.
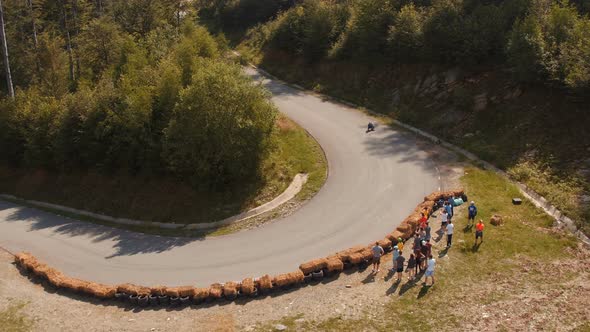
13, 189, 463, 307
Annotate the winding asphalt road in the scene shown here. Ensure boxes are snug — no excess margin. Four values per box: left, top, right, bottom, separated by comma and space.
0, 67, 439, 286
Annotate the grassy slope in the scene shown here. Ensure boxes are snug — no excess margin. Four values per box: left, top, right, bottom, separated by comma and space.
240, 48, 589, 234
254, 167, 587, 331
0, 114, 326, 225
0, 303, 32, 332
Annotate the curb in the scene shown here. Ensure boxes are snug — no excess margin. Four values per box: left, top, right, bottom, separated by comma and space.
0, 173, 308, 231
248, 62, 590, 246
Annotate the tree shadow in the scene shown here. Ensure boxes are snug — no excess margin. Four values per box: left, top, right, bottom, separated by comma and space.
1, 201, 200, 258
245, 69, 307, 99
361, 130, 439, 176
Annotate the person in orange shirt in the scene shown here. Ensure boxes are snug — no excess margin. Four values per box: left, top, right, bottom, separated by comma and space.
475, 219, 485, 244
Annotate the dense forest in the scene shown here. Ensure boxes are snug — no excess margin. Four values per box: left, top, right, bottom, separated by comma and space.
198, 0, 590, 232
201, 0, 590, 92
0, 0, 277, 188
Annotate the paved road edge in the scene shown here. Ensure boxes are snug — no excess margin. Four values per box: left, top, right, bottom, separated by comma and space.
0, 173, 308, 231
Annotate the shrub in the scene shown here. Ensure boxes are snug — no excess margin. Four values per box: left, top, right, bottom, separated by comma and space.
163, 59, 277, 187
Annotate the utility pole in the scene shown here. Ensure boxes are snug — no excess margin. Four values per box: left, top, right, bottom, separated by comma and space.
0, 0, 14, 98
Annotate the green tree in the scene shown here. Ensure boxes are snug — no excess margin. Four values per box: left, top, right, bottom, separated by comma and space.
507, 14, 547, 82
423, 0, 465, 63
77, 17, 127, 81
387, 4, 425, 63
331, 0, 395, 61
163, 59, 276, 187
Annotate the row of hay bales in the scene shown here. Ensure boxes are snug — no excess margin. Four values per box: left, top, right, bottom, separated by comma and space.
13, 189, 462, 306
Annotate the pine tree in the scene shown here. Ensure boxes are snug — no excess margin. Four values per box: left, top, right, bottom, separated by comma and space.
0, 0, 14, 98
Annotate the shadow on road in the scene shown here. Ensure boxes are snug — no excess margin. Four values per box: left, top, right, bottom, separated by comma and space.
1, 200, 199, 258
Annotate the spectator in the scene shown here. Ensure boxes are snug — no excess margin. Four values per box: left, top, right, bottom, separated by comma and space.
396, 252, 405, 282
441, 209, 448, 232
421, 207, 429, 219
475, 219, 485, 245
406, 253, 416, 281
447, 196, 455, 215
425, 222, 432, 241
447, 220, 455, 247
445, 201, 453, 221
420, 240, 429, 270
424, 254, 436, 286
419, 214, 428, 230
415, 251, 424, 274
424, 240, 433, 260
468, 201, 478, 226
397, 238, 404, 252
371, 242, 384, 273
413, 230, 423, 252
391, 246, 400, 272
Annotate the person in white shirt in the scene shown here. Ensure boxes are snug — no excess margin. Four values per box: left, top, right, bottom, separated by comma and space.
440, 209, 448, 233
446, 220, 454, 247
424, 254, 436, 286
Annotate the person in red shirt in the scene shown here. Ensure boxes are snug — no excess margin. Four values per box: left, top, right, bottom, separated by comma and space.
475, 219, 485, 244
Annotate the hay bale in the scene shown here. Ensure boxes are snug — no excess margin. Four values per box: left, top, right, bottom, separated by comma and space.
490, 214, 503, 226
292, 270, 305, 283
60, 277, 87, 293
21, 255, 40, 271
209, 283, 223, 299
193, 288, 209, 302
14, 252, 34, 266
176, 286, 194, 297
387, 230, 405, 242
79, 282, 98, 295
165, 287, 180, 298
223, 282, 239, 298
91, 284, 117, 299
349, 248, 372, 264
396, 222, 413, 237
241, 278, 256, 295
336, 245, 367, 262
424, 192, 443, 202
325, 257, 344, 273
299, 258, 328, 274
377, 238, 392, 251
117, 283, 143, 296
416, 201, 435, 216
272, 273, 292, 288
257, 275, 273, 291
348, 252, 364, 264
405, 215, 421, 229
45, 270, 66, 288
32, 264, 54, 279
150, 286, 167, 296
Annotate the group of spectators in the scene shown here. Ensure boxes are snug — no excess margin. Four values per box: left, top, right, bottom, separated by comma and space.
370, 198, 486, 287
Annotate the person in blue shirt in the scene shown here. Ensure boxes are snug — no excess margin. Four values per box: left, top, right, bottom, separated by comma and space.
447, 196, 454, 215
467, 201, 477, 226
444, 201, 453, 221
